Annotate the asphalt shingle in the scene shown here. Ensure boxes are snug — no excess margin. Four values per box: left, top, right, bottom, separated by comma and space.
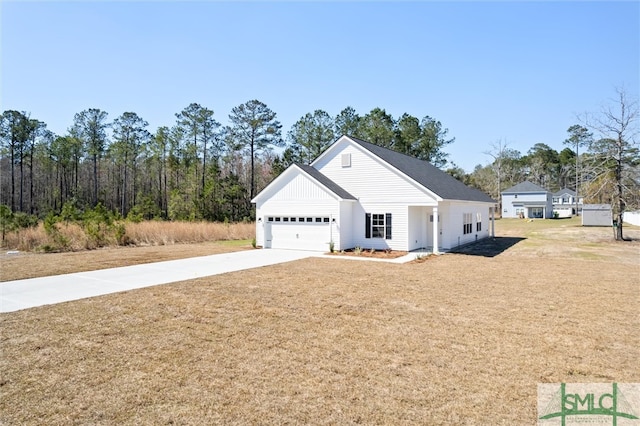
296, 163, 357, 200
348, 137, 495, 203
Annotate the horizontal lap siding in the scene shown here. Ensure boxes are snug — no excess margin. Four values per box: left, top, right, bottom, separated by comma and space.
314, 140, 437, 251
351, 203, 408, 251
338, 202, 353, 251
314, 141, 435, 204
408, 206, 426, 251
502, 192, 552, 218
443, 202, 491, 249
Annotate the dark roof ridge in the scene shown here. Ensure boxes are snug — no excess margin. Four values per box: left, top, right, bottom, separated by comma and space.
345, 136, 495, 203
502, 181, 549, 193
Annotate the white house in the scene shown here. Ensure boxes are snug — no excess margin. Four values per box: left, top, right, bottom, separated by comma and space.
252, 136, 496, 253
501, 181, 553, 219
552, 188, 583, 218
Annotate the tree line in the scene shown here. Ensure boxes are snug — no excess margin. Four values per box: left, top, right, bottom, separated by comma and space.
463, 88, 639, 240
0, 102, 454, 223
1, 89, 638, 239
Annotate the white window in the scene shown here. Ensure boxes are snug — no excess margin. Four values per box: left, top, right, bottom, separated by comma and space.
463, 213, 472, 234
365, 213, 392, 239
476, 212, 482, 232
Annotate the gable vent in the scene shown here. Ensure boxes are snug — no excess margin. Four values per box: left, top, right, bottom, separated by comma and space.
341, 153, 351, 167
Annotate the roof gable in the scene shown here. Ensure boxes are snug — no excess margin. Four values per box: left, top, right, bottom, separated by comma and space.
295, 164, 356, 200
503, 181, 549, 193
251, 163, 356, 203
553, 188, 577, 197
341, 136, 495, 203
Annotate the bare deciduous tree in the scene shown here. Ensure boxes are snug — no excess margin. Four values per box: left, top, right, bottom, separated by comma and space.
583, 87, 639, 241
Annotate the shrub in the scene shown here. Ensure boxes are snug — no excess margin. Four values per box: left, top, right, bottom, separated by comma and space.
42, 211, 69, 250
13, 212, 39, 229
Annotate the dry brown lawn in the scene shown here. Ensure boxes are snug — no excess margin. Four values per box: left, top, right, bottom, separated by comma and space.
1, 218, 639, 424
0, 241, 251, 282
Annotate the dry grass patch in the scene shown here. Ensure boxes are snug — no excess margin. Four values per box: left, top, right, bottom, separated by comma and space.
0, 218, 638, 424
0, 241, 252, 282
125, 221, 254, 245
1, 221, 255, 253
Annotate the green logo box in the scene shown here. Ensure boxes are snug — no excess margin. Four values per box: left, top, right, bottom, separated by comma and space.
538, 383, 640, 425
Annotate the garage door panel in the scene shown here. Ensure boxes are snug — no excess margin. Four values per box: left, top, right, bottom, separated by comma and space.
268, 223, 330, 251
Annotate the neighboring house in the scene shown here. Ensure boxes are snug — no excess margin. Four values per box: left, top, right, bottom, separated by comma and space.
552, 188, 583, 218
501, 181, 553, 219
252, 135, 496, 253
582, 204, 612, 226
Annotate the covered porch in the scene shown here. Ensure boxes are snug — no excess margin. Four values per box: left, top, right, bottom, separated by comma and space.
513, 202, 547, 219
407, 205, 496, 253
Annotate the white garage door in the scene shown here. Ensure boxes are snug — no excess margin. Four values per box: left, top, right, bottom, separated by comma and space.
265, 216, 331, 251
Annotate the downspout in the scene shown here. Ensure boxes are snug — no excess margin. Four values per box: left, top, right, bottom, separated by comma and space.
491, 206, 496, 238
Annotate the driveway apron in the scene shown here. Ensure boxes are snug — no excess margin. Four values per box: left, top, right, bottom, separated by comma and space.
0, 249, 315, 313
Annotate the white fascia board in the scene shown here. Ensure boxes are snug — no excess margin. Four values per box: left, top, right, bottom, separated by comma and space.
310, 135, 353, 168
251, 164, 347, 204
318, 136, 443, 202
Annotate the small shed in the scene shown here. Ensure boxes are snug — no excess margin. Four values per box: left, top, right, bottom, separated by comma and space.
582, 204, 612, 226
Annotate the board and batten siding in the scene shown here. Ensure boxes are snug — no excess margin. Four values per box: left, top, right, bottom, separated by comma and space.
254, 170, 343, 249
314, 139, 438, 205
265, 172, 336, 202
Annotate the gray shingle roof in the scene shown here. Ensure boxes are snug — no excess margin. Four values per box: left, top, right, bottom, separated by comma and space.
502, 181, 548, 193
553, 188, 577, 197
347, 137, 495, 203
296, 163, 357, 200
582, 204, 611, 210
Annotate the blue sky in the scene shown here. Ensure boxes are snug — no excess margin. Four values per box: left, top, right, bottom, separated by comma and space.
2, 1, 638, 172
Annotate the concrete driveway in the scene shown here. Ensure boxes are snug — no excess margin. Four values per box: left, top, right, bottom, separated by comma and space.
0, 249, 315, 313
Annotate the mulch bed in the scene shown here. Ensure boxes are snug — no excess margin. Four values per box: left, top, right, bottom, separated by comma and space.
326, 248, 408, 259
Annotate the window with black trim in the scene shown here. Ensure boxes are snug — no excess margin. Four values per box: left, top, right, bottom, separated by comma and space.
365, 213, 392, 239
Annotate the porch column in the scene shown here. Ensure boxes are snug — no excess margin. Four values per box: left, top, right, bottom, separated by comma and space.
491, 206, 495, 238
432, 206, 439, 254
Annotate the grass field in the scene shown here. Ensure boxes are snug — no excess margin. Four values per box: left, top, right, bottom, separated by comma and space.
0, 218, 638, 424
